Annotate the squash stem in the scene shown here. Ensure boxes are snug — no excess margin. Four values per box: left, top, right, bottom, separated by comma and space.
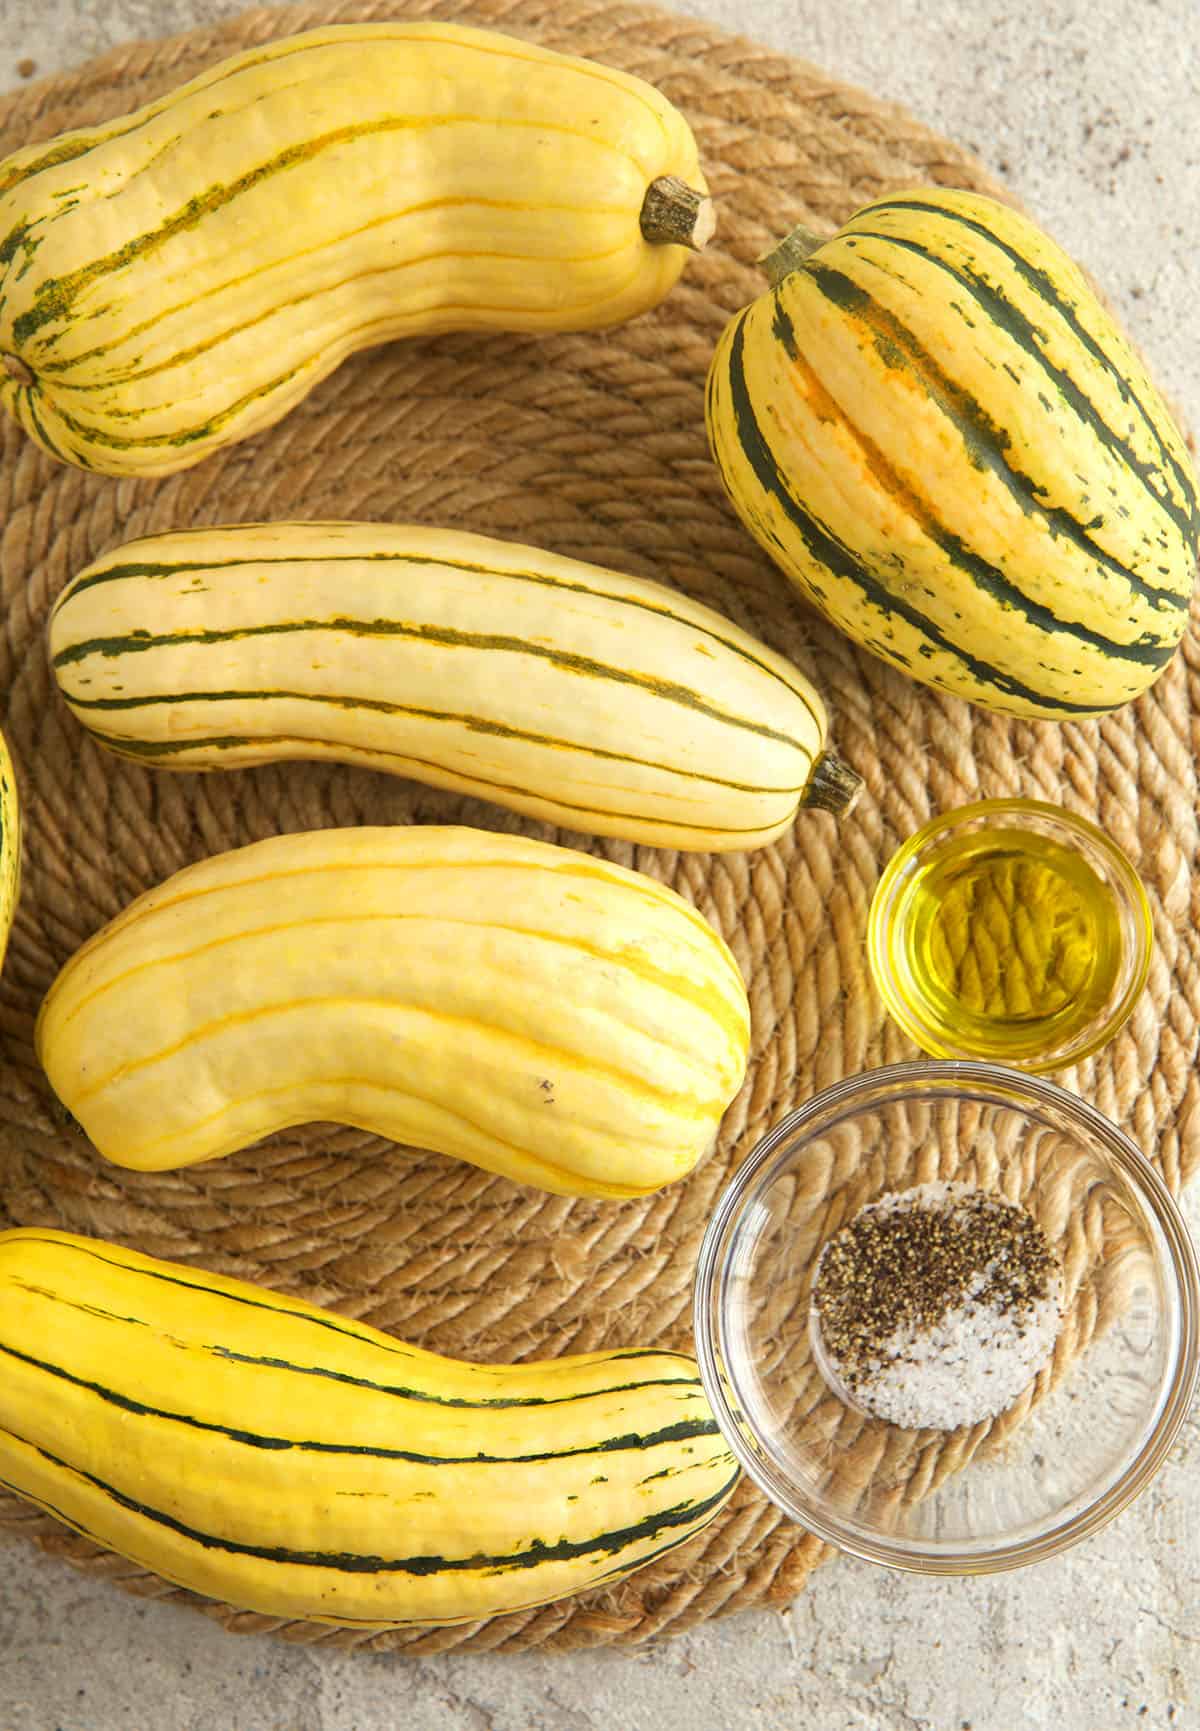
758, 224, 826, 287
639, 176, 716, 251
2, 354, 33, 387
802, 751, 864, 817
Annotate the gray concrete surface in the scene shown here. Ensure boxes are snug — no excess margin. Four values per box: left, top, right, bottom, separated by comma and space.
0, 3, 1198, 1728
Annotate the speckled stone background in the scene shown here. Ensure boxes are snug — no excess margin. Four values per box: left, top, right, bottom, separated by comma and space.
1, 3, 1198, 1728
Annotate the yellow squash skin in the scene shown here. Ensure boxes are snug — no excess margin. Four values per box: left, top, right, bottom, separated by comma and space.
706, 188, 1200, 719
0, 1229, 739, 1626
0, 730, 17, 975
0, 23, 709, 477
49, 520, 859, 851
36, 825, 750, 1193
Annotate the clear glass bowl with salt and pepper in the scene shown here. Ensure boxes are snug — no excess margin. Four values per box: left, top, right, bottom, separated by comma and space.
693, 1061, 1199, 1574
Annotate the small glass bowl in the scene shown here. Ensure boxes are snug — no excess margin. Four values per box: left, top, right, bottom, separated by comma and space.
693, 1061, 1199, 1574
866, 800, 1153, 1071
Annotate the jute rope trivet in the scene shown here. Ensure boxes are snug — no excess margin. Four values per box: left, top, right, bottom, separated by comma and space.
0, 0, 1197, 1656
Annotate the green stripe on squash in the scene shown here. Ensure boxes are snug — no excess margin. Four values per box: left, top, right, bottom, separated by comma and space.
869, 195, 1199, 528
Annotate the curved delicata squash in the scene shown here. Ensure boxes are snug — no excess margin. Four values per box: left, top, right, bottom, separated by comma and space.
36, 825, 751, 1195
0, 1229, 739, 1626
0, 22, 712, 476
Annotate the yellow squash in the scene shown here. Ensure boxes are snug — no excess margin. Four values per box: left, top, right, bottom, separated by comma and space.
0, 22, 711, 477
0, 1229, 739, 1626
36, 825, 750, 1194
706, 188, 1199, 719
49, 520, 861, 850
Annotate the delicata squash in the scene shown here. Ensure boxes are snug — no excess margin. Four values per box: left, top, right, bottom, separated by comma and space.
36, 825, 751, 1194
0, 22, 712, 477
49, 521, 861, 850
0, 1229, 739, 1626
706, 188, 1199, 719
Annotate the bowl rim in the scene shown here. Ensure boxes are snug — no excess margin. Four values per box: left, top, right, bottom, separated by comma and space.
865, 798, 1154, 1071
693, 1058, 1200, 1575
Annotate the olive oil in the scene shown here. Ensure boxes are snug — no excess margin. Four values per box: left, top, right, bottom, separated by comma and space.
868, 803, 1150, 1069
897, 828, 1123, 1059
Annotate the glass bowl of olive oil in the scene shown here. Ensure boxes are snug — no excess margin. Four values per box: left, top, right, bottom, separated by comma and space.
867, 800, 1152, 1071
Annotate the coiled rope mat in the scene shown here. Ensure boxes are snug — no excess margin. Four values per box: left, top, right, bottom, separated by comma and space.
0, 0, 1197, 1657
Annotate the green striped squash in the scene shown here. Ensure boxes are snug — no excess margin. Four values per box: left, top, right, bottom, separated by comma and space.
49, 521, 860, 851
0, 23, 711, 477
0, 1229, 739, 1627
706, 188, 1199, 719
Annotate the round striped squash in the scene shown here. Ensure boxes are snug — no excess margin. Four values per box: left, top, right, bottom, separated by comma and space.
705, 187, 1199, 720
